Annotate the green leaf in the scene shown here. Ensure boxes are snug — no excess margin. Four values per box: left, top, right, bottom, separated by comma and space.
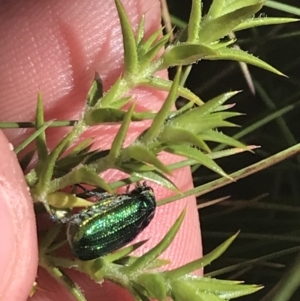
138, 27, 162, 54
166, 145, 231, 180
187, 0, 202, 42
139, 32, 171, 69
170, 276, 261, 300
140, 67, 181, 143
234, 17, 300, 31
127, 209, 186, 272
125, 144, 171, 174
109, 103, 135, 161
170, 279, 223, 301
221, 0, 264, 16
199, 3, 264, 45
136, 15, 145, 45
67, 167, 112, 193
69, 139, 94, 155
46, 191, 92, 208
104, 240, 148, 263
182, 276, 262, 299
85, 107, 154, 125
115, 0, 138, 75
54, 145, 97, 177
198, 130, 246, 149
111, 97, 135, 109
165, 232, 239, 280
119, 160, 179, 191
142, 76, 204, 105
135, 273, 167, 301
208, 145, 259, 160
115, 256, 170, 269
35, 92, 48, 163
14, 120, 53, 154
173, 115, 238, 134
86, 72, 103, 107
206, 0, 226, 20
159, 127, 211, 153
94, 77, 121, 108
205, 47, 285, 76
209, 39, 236, 50
123, 168, 179, 192
171, 91, 240, 125
160, 44, 216, 69
54, 157, 91, 178
196, 231, 240, 267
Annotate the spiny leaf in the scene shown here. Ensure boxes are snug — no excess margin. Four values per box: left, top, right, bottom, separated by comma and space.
109, 102, 135, 160
115, 0, 138, 75
127, 209, 186, 272
171, 91, 240, 125
234, 17, 300, 31
198, 130, 246, 149
208, 145, 259, 160
135, 273, 167, 301
86, 72, 103, 107
206, 0, 226, 20
170, 276, 261, 300
46, 191, 92, 209
35, 92, 48, 163
139, 32, 171, 69
85, 107, 154, 125
182, 276, 263, 300
93, 77, 121, 108
142, 76, 204, 105
67, 168, 112, 193
54, 152, 95, 177
187, 0, 202, 42
138, 27, 164, 55
122, 167, 179, 192
205, 47, 285, 76
160, 44, 216, 69
69, 139, 94, 155
14, 120, 53, 154
119, 160, 179, 190
140, 67, 181, 143
172, 116, 238, 135
159, 127, 211, 153
222, 0, 264, 16
104, 240, 148, 263
165, 232, 239, 280
125, 144, 171, 175
170, 279, 223, 301
115, 256, 170, 269
165, 145, 231, 180
136, 15, 145, 45
199, 3, 264, 45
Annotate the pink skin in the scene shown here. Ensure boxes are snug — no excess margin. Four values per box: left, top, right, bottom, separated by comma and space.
0, 0, 202, 300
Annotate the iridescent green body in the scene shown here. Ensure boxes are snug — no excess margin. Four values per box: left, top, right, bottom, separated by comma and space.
67, 183, 156, 261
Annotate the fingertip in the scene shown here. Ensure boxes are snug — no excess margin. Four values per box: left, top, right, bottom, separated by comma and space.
132, 166, 203, 273
0, 131, 38, 300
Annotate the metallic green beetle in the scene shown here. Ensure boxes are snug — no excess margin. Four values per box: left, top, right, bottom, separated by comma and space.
66, 183, 156, 261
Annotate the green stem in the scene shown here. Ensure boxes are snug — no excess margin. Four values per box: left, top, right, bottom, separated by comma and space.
0, 120, 77, 128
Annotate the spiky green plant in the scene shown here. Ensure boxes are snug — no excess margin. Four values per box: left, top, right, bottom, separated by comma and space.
1, 0, 299, 300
